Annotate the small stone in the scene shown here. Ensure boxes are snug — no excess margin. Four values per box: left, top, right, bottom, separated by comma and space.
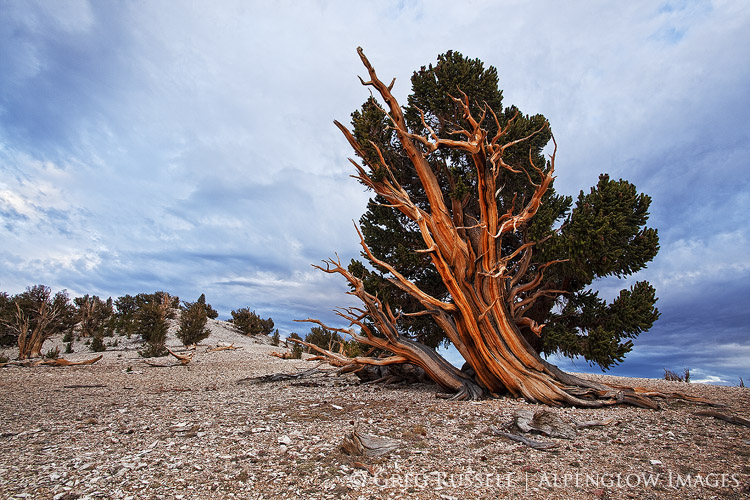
278, 435, 292, 446
650, 460, 662, 466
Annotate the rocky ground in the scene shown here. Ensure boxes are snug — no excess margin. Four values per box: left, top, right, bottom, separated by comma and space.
1, 320, 749, 500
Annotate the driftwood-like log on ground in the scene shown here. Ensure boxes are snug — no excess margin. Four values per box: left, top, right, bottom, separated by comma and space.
206, 344, 241, 353
1, 355, 103, 367
341, 429, 400, 457
144, 349, 193, 367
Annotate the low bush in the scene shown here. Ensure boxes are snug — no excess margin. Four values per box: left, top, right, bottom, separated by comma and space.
44, 346, 60, 359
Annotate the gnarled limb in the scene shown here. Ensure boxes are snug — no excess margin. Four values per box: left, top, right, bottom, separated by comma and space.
144, 348, 193, 367
40, 355, 103, 367
306, 48, 706, 409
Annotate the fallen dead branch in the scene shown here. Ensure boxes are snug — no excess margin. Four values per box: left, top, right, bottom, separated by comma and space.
148, 386, 192, 394
144, 349, 193, 367
167, 348, 193, 365
1, 355, 103, 367
269, 351, 296, 359
489, 427, 559, 451
239, 364, 327, 384
207, 344, 241, 353
606, 384, 723, 406
575, 418, 617, 429
695, 410, 750, 427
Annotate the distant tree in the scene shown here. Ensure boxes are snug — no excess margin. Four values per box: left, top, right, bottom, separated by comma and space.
197, 293, 219, 319
288, 332, 303, 359
135, 291, 175, 357
114, 294, 138, 338
90, 335, 106, 353
271, 329, 280, 346
303, 326, 367, 357
230, 308, 274, 336
177, 298, 211, 346
4, 285, 74, 359
74, 295, 114, 352
0, 292, 15, 346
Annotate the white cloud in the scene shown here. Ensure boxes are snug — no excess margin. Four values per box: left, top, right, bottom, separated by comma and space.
0, 0, 748, 382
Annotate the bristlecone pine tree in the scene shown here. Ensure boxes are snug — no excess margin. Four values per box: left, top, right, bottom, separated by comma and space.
177, 298, 211, 346
350, 51, 659, 370
299, 48, 688, 408
4, 285, 73, 360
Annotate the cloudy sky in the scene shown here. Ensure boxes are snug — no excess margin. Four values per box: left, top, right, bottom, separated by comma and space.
1, 0, 748, 384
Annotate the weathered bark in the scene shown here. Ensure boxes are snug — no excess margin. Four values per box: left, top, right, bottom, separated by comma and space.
311, 48, 707, 408
10, 302, 61, 360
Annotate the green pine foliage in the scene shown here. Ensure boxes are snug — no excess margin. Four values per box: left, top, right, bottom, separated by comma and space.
74, 294, 114, 354
348, 51, 660, 370
177, 298, 211, 346
230, 308, 274, 336
114, 294, 139, 338
197, 293, 219, 319
0, 291, 13, 346
288, 332, 303, 359
44, 346, 60, 359
90, 335, 106, 352
135, 291, 175, 358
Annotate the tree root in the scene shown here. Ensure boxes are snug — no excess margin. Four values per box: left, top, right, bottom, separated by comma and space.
695, 410, 750, 427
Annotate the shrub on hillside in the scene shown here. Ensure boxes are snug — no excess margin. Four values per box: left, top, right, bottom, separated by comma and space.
135, 291, 175, 357
288, 332, 303, 359
90, 335, 106, 352
230, 308, 274, 336
197, 294, 219, 320
177, 299, 211, 346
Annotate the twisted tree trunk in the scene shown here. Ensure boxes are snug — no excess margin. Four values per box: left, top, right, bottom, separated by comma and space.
11, 302, 60, 360
305, 48, 706, 408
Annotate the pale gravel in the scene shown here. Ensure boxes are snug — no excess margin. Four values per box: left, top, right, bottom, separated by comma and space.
1, 319, 749, 500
